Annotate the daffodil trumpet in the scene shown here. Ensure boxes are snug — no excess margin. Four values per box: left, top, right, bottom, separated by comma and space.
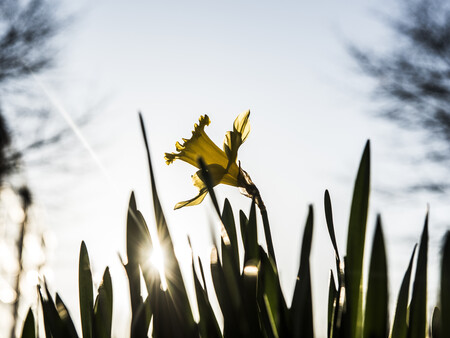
165, 110, 276, 262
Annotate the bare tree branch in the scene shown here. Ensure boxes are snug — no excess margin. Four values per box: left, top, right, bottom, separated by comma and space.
349, 0, 450, 191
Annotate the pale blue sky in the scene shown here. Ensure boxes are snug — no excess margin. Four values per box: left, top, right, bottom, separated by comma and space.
16, 1, 449, 337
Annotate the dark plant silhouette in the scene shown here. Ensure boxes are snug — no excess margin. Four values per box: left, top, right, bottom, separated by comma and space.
26, 118, 450, 338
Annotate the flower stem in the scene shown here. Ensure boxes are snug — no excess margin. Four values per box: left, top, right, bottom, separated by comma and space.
238, 165, 277, 263
257, 199, 277, 265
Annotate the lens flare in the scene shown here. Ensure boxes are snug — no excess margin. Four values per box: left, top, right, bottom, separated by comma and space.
0, 286, 16, 304
243, 265, 258, 277
149, 247, 168, 291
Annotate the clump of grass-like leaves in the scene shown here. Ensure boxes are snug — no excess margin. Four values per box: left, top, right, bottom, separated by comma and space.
19, 116, 450, 338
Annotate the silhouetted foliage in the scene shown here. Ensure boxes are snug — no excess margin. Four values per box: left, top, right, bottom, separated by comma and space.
0, 112, 20, 183
350, 0, 450, 190
0, 0, 62, 182
0, 1, 68, 337
0, 0, 59, 85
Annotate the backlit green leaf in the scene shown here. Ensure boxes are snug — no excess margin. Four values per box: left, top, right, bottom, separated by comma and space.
243, 260, 262, 335
244, 199, 259, 263
258, 247, 288, 336
431, 307, 441, 338
441, 232, 450, 338
210, 246, 243, 336
222, 198, 240, 273
346, 140, 370, 338
79, 241, 93, 338
363, 216, 388, 338
20, 308, 35, 338
291, 205, 314, 338
328, 271, 337, 338
391, 245, 416, 338
407, 214, 428, 338
240, 210, 248, 252
94, 267, 113, 338
324, 190, 340, 262
193, 257, 221, 338
55, 293, 78, 338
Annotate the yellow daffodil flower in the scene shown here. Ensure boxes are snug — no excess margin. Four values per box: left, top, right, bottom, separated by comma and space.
165, 110, 250, 209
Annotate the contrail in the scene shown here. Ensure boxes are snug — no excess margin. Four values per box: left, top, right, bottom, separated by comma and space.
27, 70, 119, 194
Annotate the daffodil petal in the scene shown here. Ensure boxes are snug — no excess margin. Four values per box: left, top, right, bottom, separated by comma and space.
176, 164, 230, 210
174, 189, 208, 210
195, 163, 228, 186
223, 110, 251, 166
191, 170, 205, 190
221, 172, 239, 186
233, 110, 250, 143
165, 114, 229, 169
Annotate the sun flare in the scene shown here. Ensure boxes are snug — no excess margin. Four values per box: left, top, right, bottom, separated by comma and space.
149, 246, 168, 291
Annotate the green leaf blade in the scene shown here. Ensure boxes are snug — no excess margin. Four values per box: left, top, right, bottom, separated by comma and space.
407, 214, 428, 338
324, 190, 340, 261
440, 232, 450, 338
291, 205, 314, 338
210, 246, 246, 336
222, 198, 240, 269
258, 247, 288, 336
55, 293, 78, 338
244, 199, 259, 263
94, 267, 113, 338
390, 245, 416, 338
193, 259, 221, 338
363, 216, 388, 338
20, 308, 35, 338
328, 271, 337, 338
79, 241, 93, 338
431, 307, 442, 338
346, 140, 371, 338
